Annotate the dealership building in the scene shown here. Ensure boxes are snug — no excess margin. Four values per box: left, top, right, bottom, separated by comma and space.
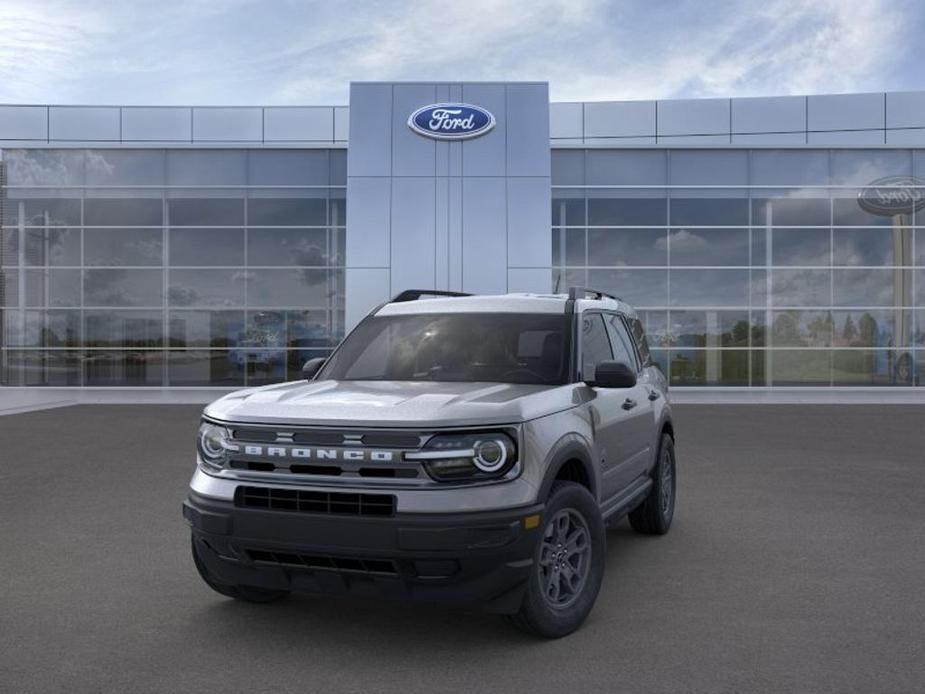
1, 81, 924, 398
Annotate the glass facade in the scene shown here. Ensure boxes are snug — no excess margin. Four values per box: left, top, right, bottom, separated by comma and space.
552, 149, 925, 387
0, 148, 346, 386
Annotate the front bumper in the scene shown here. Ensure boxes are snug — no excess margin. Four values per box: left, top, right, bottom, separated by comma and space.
183, 490, 544, 613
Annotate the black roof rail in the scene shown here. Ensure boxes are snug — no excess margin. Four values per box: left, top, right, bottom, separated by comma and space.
567, 287, 622, 302
391, 289, 473, 303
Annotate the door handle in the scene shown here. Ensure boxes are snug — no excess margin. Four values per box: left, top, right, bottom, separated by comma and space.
647, 389, 660, 401
622, 398, 638, 410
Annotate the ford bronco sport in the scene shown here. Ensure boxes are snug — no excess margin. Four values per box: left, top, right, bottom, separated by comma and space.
184, 287, 676, 638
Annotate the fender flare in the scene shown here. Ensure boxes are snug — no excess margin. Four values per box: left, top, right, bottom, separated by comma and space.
536, 433, 598, 503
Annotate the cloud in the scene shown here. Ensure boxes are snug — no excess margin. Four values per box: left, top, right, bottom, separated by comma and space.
0, 0, 919, 105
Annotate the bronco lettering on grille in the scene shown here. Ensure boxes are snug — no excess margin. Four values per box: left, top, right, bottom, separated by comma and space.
241, 445, 395, 462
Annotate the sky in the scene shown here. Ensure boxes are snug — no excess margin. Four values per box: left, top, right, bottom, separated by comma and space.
0, 0, 923, 105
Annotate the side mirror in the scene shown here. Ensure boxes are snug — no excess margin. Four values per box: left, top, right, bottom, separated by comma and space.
587, 360, 636, 388
301, 357, 326, 381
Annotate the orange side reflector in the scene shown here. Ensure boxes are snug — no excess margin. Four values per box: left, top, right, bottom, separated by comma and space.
523, 514, 541, 529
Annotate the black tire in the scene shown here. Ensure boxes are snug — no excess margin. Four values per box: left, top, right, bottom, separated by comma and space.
628, 433, 676, 535
508, 482, 605, 638
191, 537, 289, 603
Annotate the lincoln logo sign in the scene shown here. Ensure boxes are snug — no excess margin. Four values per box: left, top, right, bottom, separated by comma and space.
857, 176, 925, 216
408, 103, 495, 140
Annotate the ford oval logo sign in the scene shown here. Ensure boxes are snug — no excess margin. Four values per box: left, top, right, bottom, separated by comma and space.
408, 103, 495, 140
858, 176, 925, 216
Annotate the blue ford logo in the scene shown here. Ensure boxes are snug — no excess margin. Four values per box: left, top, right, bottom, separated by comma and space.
408, 103, 495, 140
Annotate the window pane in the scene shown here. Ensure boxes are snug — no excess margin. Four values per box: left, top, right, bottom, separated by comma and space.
167, 198, 244, 226
168, 310, 245, 348
588, 197, 667, 226
830, 150, 912, 185
604, 314, 637, 367
84, 269, 163, 307
247, 198, 327, 226
85, 310, 163, 347
288, 310, 339, 348
84, 198, 163, 226
770, 269, 830, 307
84, 351, 164, 386
8, 198, 82, 226
167, 350, 245, 386
580, 313, 613, 379
833, 197, 896, 226
768, 350, 831, 385
588, 229, 666, 266
8, 350, 82, 386
1, 228, 20, 266
587, 269, 668, 307
85, 150, 165, 185
24, 228, 81, 266
770, 310, 833, 347
668, 310, 750, 347
84, 228, 163, 266
25, 269, 81, 307
832, 350, 911, 386
168, 269, 246, 307
243, 350, 288, 386
23, 310, 80, 347
166, 150, 246, 185
670, 198, 749, 226
586, 151, 665, 185
168, 228, 245, 266
751, 197, 829, 226
832, 310, 912, 348
749, 150, 829, 186
248, 150, 330, 185
833, 228, 905, 266
668, 228, 748, 266
669, 270, 749, 307
670, 151, 747, 185
551, 197, 586, 226
771, 229, 831, 266
668, 349, 749, 386
247, 229, 330, 266
833, 268, 902, 307
247, 269, 342, 307
5, 150, 84, 186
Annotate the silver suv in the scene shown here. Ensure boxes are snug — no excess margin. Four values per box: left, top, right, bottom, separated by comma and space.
184, 287, 676, 638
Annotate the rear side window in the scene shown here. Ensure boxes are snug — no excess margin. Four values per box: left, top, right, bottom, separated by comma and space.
580, 313, 613, 381
629, 317, 652, 366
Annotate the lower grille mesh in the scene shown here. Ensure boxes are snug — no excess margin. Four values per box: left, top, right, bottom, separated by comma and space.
235, 486, 395, 517
247, 549, 397, 575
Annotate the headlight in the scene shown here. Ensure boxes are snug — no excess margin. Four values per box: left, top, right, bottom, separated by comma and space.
406, 431, 518, 482
197, 422, 233, 471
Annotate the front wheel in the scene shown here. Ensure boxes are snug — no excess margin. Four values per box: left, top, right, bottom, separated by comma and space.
508, 482, 605, 638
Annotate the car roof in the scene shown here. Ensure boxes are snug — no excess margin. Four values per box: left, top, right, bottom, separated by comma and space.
374, 292, 638, 318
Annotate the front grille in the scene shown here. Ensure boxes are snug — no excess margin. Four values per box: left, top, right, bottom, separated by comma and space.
235, 486, 395, 517
246, 549, 398, 575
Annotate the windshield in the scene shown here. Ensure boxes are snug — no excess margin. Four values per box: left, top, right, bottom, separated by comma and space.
318, 313, 571, 385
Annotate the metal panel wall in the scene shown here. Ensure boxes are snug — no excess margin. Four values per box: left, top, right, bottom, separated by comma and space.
345, 82, 551, 329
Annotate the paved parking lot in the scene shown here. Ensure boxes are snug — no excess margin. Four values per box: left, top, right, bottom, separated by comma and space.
1, 404, 924, 693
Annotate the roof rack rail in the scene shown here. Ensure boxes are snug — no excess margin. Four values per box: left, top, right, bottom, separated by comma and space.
391, 289, 473, 303
567, 287, 621, 302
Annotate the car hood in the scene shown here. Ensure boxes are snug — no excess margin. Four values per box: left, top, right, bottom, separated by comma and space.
204, 379, 579, 428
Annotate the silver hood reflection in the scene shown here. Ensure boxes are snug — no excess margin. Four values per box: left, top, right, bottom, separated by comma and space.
204, 379, 579, 428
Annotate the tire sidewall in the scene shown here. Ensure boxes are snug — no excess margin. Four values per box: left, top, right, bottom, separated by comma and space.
521, 483, 605, 637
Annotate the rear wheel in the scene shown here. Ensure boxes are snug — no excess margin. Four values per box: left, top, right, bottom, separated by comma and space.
628, 433, 676, 535
191, 537, 289, 603
508, 482, 605, 638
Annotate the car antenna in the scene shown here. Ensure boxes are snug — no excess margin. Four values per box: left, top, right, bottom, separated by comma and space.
554, 273, 561, 293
